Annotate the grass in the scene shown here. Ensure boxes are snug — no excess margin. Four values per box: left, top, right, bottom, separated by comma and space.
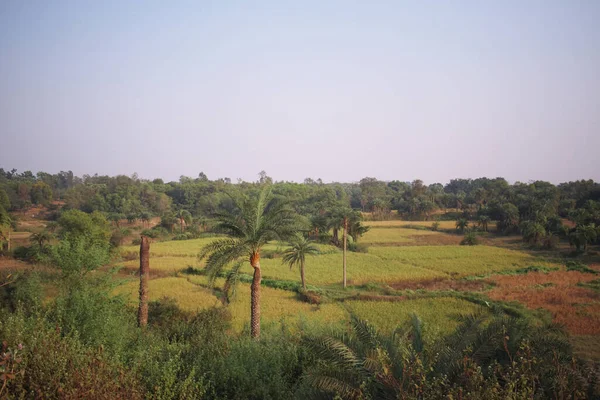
346, 297, 485, 341
360, 227, 439, 245
364, 220, 457, 229
114, 276, 222, 312
369, 246, 557, 277
120, 237, 217, 257
119, 256, 199, 274
252, 252, 447, 285
226, 284, 349, 333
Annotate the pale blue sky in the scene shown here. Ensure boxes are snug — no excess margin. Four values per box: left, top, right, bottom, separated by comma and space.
1, 1, 599, 183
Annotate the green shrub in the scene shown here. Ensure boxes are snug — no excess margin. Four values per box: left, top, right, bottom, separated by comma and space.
431, 221, 440, 231
565, 260, 597, 274
460, 232, 480, 245
0, 271, 42, 313
0, 311, 143, 398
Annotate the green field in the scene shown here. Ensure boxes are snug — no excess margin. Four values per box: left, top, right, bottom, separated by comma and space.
112, 221, 559, 337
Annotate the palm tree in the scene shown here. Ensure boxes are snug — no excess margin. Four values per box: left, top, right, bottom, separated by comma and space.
455, 218, 469, 233
348, 219, 369, 243
138, 235, 150, 328
329, 206, 356, 288
282, 235, 320, 290
30, 230, 52, 249
175, 209, 192, 233
199, 188, 299, 339
477, 215, 491, 232
140, 212, 151, 229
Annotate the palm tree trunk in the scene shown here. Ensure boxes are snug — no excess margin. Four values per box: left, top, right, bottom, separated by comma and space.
300, 260, 306, 290
138, 236, 150, 328
180, 217, 184, 233
332, 228, 339, 246
250, 252, 261, 339
343, 217, 347, 289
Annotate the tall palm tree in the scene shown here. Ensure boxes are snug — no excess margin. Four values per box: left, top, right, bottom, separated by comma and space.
199, 188, 299, 339
329, 206, 357, 288
175, 209, 192, 233
282, 235, 320, 290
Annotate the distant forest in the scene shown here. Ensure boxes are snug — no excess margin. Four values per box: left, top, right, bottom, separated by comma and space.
1, 168, 599, 250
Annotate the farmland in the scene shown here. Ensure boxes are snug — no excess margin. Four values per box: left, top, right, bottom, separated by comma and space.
2, 174, 600, 398
112, 221, 592, 347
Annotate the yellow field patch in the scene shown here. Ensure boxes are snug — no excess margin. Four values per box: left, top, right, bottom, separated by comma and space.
369, 246, 555, 276
114, 276, 221, 312
226, 284, 349, 333
251, 252, 447, 285
347, 297, 484, 339
360, 227, 438, 245
120, 256, 199, 274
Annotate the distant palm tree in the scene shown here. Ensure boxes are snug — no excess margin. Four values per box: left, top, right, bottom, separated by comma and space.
30, 230, 52, 249
175, 209, 192, 233
282, 235, 320, 290
140, 212, 152, 228
199, 187, 299, 339
477, 215, 491, 232
455, 218, 469, 233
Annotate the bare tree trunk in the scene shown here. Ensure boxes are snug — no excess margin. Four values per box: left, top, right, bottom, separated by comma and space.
250, 252, 261, 339
332, 228, 339, 246
7, 230, 10, 252
138, 236, 150, 328
180, 218, 184, 233
343, 217, 347, 289
300, 260, 306, 290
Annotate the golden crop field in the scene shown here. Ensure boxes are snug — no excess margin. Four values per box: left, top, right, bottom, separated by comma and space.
111, 221, 561, 341
360, 227, 439, 245
369, 245, 556, 276
346, 297, 484, 339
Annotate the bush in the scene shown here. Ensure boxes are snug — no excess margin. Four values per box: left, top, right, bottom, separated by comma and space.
431, 221, 440, 231
460, 232, 480, 246
347, 242, 369, 253
0, 311, 143, 398
0, 271, 42, 313
565, 260, 597, 274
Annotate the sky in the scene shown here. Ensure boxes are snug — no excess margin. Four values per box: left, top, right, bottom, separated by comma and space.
0, 0, 599, 184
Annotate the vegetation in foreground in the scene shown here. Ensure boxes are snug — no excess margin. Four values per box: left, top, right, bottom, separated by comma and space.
2, 171, 600, 398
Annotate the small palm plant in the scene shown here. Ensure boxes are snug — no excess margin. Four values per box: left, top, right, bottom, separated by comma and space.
282, 235, 320, 290
30, 230, 52, 250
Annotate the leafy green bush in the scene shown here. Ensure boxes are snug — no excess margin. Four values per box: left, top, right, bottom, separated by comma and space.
0, 311, 143, 398
460, 232, 480, 245
347, 242, 369, 253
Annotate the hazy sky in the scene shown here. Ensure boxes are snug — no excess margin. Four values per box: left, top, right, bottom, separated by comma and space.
1, 1, 599, 184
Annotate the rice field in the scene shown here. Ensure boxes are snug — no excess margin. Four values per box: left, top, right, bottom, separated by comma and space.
369, 246, 556, 277
346, 297, 485, 340
360, 227, 439, 245
111, 220, 581, 345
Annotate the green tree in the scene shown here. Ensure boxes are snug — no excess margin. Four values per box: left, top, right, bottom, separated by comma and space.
520, 221, 546, 246
569, 224, 598, 252
199, 188, 299, 338
455, 218, 469, 233
175, 209, 192, 233
477, 215, 491, 232
281, 235, 320, 290
57, 210, 111, 245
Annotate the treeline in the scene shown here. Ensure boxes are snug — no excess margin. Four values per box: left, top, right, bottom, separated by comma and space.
1, 168, 600, 250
